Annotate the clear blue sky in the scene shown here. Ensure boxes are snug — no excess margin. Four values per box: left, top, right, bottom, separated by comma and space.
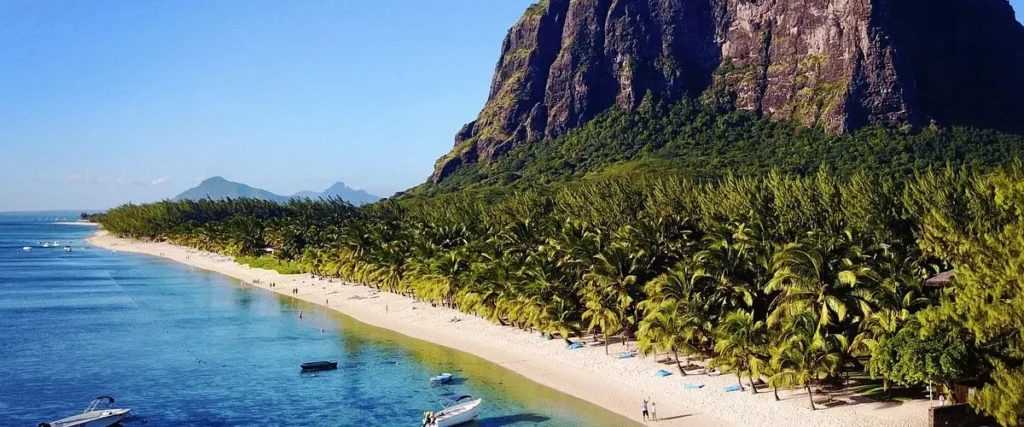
1, 1, 1021, 211
0, 0, 535, 210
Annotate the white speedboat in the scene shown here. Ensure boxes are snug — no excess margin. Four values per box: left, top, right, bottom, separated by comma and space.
23, 246, 32, 251
40, 396, 131, 427
63, 246, 72, 252
43, 243, 51, 248
422, 395, 481, 427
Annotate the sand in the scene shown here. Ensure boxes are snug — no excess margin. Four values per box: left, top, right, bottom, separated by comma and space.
87, 230, 932, 427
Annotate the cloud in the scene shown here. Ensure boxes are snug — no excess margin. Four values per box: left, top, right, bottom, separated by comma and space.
66, 173, 171, 188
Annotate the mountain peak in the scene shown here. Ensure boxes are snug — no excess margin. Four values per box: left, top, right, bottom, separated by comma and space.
175, 177, 380, 205
431, 0, 1024, 183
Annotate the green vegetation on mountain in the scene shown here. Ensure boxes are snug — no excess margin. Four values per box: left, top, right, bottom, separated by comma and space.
416, 97, 1024, 196
97, 165, 1024, 423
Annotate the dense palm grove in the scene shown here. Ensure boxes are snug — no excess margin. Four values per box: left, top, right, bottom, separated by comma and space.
97, 166, 1024, 424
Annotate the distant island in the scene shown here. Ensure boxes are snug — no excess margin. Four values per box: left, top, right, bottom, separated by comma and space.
174, 177, 380, 206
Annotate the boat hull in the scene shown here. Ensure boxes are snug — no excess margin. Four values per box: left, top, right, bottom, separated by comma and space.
432, 399, 481, 427
49, 408, 130, 427
300, 361, 338, 371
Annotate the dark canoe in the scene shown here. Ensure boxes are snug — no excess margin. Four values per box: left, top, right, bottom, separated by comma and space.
300, 361, 338, 371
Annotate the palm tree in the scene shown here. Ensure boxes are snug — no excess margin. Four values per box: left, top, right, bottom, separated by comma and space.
766, 236, 875, 334
637, 303, 704, 375
711, 310, 767, 393
582, 286, 623, 354
770, 312, 847, 410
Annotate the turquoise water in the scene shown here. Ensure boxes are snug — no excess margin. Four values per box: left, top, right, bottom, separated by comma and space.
0, 217, 634, 426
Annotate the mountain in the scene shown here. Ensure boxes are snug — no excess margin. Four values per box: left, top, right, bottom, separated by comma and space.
313, 182, 380, 206
432, 0, 1024, 183
174, 177, 289, 202
174, 177, 381, 206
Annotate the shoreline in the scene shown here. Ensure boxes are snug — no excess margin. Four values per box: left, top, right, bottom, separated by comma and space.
87, 230, 929, 427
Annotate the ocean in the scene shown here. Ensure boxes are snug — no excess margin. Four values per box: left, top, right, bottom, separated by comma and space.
0, 215, 632, 426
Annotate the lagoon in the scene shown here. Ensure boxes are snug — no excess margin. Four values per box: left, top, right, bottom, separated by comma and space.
0, 218, 633, 426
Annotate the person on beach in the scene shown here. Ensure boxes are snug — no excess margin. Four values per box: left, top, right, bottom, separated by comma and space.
651, 401, 657, 421
642, 399, 649, 421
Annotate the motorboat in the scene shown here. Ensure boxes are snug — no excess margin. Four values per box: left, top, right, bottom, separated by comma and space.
300, 361, 338, 372
43, 243, 51, 248
421, 395, 481, 427
54, 241, 60, 246
63, 246, 72, 252
429, 373, 453, 384
39, 396, 131, 427
23, 247, 32, 251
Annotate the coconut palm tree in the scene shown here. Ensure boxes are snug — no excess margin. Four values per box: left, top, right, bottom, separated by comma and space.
770, 312, 847, 410
582, 286, 623, 354
711, 310, 767, 393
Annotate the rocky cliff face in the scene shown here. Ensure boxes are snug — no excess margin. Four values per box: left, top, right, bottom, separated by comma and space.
433, 0, 1024, 183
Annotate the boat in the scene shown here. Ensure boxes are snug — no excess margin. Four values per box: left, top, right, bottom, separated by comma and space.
63, 246, 72, 252
300, 361, 338, 371
421, 395, 482, 427
429, 373, 453, 384
39, 396, 131, 427
54, 241, 60, 245
23, 247, 32, 251
43, 243, 51, 248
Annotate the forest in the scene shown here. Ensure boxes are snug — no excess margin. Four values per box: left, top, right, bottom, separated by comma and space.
95, 164, 1024, 424
420, 96, 1024, 195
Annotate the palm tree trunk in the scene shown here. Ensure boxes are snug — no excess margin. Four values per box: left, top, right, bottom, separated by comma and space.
773, 385, 779, 401
806, 384, 815, 410
604, 333, 609, 355
673, 348, 686, 376
736, 373, 744, 391
749, 373, 758, 394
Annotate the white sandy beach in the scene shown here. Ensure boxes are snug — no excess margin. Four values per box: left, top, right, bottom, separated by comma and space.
88, 230, 931, 427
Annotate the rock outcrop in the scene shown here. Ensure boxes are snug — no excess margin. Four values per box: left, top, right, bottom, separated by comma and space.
433, 0, 1024, 183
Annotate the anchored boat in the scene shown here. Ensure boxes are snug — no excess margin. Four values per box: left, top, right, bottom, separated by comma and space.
39, 396, 132, 427
429, 373, 453, 384
300, 360, 338, 372
421, 394, 481, 427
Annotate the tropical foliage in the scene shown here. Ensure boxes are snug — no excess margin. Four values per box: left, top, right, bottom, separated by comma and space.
95, 164, 1024, 425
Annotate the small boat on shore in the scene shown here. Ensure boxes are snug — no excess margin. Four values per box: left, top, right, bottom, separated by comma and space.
300, 361, 338, 371
39, 396, 131, 427
422, 395, 481, 427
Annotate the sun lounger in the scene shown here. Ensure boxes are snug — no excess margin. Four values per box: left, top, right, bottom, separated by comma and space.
655, 369, 672, 377
723, 384, 741, 392
568, 342, 584, 349
684, 383, 704, 389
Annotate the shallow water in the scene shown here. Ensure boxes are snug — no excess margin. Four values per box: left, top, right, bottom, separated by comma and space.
0, 216, 635, 426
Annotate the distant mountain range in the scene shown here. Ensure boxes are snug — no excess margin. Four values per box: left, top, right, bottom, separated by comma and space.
173, 177, 380, 206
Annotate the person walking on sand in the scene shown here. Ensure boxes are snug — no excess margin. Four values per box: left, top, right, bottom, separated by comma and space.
641, 399, 649, 421
651, 401, 657, 421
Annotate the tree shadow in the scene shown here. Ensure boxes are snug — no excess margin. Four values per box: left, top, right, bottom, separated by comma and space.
658, 414, 693, 421
478, 413, 551, 426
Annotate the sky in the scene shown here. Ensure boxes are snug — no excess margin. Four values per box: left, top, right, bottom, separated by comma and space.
1, 1, 1021, 211
0, 0, 535, 211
